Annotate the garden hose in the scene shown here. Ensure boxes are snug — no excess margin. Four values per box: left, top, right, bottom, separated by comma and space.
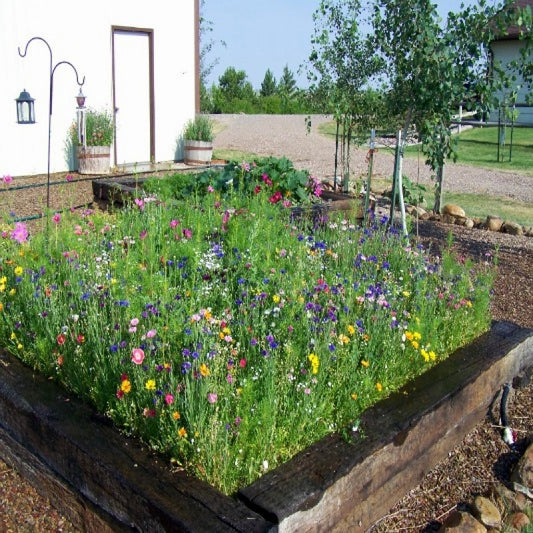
500, 382, 516, 445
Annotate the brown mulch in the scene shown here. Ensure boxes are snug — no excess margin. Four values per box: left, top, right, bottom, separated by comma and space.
1, 145, 532, 531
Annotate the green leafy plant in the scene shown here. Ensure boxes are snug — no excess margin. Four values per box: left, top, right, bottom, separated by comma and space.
72, 108, 114, 146
183, 114, 214, 142
144, 156, 324, 205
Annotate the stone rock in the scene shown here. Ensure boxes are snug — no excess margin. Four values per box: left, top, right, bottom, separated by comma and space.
524, 226, 533, 237
439, 510, 487, 532
464, 218, 475, 229
509, 512, 530, 531
511, 441, 533, 489
473, 495, 501, 528
442, 204, 466, 218
454, 216, 467, 226
485, 215, 503, 232
502, 221, 524, 236
494, 483, 527, 512
442, 214, 456, 225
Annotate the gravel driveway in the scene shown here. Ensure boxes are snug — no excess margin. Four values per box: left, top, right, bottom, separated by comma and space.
212, 114, 533, 204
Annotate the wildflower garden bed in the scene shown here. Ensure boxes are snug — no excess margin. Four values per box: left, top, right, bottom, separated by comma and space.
1, 157, 532, 530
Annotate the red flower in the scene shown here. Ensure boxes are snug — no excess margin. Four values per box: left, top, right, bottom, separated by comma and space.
56, 333, 66, 345
268, 191, 283, 204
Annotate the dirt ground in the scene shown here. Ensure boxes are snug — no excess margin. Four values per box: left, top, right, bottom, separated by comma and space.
0, 115, 532, 532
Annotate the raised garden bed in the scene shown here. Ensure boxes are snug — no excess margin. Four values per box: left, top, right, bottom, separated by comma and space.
1, 321, 532, 531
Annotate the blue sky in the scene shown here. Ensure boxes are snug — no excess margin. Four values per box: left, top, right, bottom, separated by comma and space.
201, 0, 493, 89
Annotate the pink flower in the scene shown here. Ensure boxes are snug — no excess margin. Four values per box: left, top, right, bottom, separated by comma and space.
170, 219, 179, 229
11, 222, 28, 243
207, 185, 215, 193
130, 318, 139, 326
207, 392, 218, 404
134, 198, 145, 211
131, 348, 145, 365
182, 228, 192, 239
139, 229, 147, 240
254, 185, 261, 195
65, 174, 74, 182
74, 225, 83, 235
165, 393, 174, 405
52, 213, 61, 224
146, 329, 157, 338
2, 175, 13, 185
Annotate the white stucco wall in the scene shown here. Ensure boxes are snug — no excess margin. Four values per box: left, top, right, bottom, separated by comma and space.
0, 0, 197, 177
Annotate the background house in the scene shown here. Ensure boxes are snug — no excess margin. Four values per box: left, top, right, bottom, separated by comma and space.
489, 0, 532, 124
1, 0, 199, 177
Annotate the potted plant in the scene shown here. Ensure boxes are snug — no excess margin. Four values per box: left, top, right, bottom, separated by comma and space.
72, 108, 114, 175
183, 114, 214, 165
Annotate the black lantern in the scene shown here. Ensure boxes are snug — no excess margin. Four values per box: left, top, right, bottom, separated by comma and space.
76, 87, 86, 108
16, 89, 35, 124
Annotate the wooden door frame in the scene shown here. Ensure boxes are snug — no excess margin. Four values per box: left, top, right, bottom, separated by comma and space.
111, 26, 155, 164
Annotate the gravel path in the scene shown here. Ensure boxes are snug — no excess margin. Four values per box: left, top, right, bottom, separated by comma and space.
212, 114, 533, 203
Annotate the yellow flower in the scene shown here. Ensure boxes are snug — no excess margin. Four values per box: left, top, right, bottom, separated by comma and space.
110, 278, 117, 285
376, 382, 383, 392
222, 326, 231, 335
411, 340, 419, 350
10, 332, 17, 340
272, 294, 281, 303
199, 363, 210, 377
178, 427, 187, 438
338, 334, 350, 345
420, 349, 430, 362
172, 411, 181, 420
120, 379, 132, 393
405, 331, 414, 341
145, 379, 156, 391
0, 302, 3, 312
308, 353, 319, 374
351, 393, 358, 400
413, 332, 422, 340
298, 296, 305, 304
429, 350, 437, 361
17, 343, 23, 350
204, 310, 212, 320
9, 288, 16, 296
14, 266, 23, 276
361, 359, 370, 368
0, 277, 7, 284
347, 325, 355, 336
402, 290, 410, 297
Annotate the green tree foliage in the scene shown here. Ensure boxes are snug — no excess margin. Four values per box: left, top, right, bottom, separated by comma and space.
307, 0, 385, 191
373, 0, 509, 213
260, 69, 277, 97
278, 64, 297, 98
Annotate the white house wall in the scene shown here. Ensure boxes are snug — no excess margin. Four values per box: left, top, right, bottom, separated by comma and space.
490, 39, 533, 124
1, 0, 197, 177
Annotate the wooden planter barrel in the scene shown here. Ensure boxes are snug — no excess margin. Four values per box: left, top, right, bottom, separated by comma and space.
184, 140, 213, 165
77, 145, 111, 175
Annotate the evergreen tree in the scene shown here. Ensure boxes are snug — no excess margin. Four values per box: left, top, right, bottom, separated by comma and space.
277, 65, 297, 98
260, 69, 277, 97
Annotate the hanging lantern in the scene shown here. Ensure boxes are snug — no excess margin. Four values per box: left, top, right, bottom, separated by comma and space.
76, 87, 86, 108
15, 89, 35, 124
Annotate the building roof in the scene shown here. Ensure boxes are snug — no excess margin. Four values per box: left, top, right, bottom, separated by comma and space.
493, 0, 533, 41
